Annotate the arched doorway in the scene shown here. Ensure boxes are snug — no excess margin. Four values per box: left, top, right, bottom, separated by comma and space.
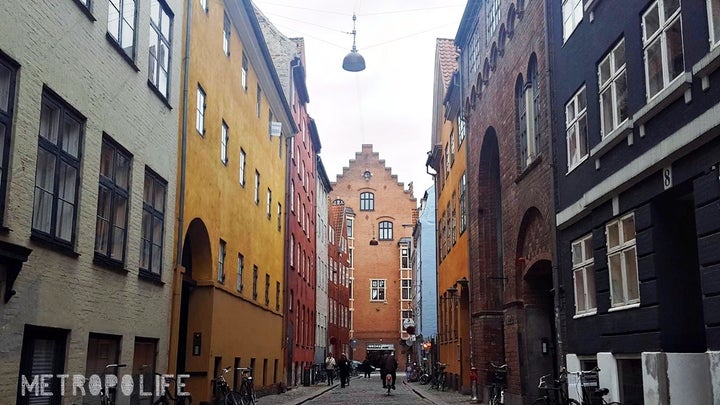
522, 259, 555, 398
176, 218, 212, 374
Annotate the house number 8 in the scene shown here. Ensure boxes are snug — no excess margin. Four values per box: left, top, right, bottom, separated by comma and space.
663, 166, 672, 190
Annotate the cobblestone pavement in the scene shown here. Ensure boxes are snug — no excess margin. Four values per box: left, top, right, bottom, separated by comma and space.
261, 372, 474, 405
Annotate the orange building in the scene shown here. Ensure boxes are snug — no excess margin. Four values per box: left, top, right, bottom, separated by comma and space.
331, 145, 417, 369
167, 0, 296, 401
427, 39, 472, 392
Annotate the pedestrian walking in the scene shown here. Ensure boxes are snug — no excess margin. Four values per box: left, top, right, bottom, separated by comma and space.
338, 353, 351, 388
325, 353, 336, 385
362, 357, 372, 378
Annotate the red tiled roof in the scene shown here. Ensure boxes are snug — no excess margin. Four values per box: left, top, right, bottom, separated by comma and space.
436, 38, 457, 88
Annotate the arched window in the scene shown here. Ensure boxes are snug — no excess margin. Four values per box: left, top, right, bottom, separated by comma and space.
378, 221, 393, 240
518, 55, 541, 170
360, 192, 374, 211
516, 74, 527, 166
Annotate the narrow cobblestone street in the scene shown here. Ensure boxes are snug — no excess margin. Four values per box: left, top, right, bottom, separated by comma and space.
266, 372, 472, 405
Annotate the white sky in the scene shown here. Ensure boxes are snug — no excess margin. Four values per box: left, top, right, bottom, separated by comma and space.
251, 0, 466, 202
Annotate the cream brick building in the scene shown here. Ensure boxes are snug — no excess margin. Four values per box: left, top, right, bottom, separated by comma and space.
0, 0, 182, 403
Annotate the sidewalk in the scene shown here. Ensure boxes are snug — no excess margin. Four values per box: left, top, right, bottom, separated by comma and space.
263, 381, 337, 405
402, 379, 476, 405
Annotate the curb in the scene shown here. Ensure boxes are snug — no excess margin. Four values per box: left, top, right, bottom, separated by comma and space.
291, 383, 337, 405
404, 380, 442, 405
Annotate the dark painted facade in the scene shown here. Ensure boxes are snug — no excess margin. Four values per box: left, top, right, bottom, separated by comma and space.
550, 0, 720, 403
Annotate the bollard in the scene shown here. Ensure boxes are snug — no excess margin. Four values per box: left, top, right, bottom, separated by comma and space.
470, 366, 478, 403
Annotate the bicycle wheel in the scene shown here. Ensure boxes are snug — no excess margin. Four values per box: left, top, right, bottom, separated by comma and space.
605, 402, 622, 405
488, 386, 499, 405
419, 374, 430, 385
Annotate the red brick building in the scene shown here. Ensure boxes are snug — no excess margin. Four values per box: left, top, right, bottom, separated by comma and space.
327, 200, 351, 358
331, 145, 417, 369
453, 1, 556, 403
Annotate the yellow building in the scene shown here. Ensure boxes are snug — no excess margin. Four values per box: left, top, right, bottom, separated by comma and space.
428, 38, 472, 392
168, 0, 296, 401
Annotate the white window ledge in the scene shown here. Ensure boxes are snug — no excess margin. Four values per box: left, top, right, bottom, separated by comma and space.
573, 309, 598, 319
584, 0, 600, 13
607, 302, 640, 312
692, 44, 720, 80
590, 119, 634, 159
633, 72, 692, 127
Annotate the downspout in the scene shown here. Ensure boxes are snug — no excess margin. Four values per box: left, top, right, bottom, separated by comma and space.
177, 0, 192, 265
543, 0, 563, 376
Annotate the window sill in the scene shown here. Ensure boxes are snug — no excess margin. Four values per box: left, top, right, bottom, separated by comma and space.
106, 33, 140, 72
573, 309, 597, 319
632, 72, 692, 127
584, 0, 600, 12
590, 119, 633, 160
72, 0, 96, 21
514, 153, 543, 184
30, 233, 80, 258
693, 43, 720, 85
566, 154, 589, 175
147, 81, 173, 109
608, 302, 640, 312
93, 253, 127, 274
138, 269, 164, 285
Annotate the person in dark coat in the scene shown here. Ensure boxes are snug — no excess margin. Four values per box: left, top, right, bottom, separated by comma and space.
337, 353, 351, 388
362, 357, 372, 378
384, 352, 398, 390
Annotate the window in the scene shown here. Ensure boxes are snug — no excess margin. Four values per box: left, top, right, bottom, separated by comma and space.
32, 91, 84, 247
254, 170, 260, 204
516, 75, 528, 167
217, 239, 226, 283
599, 39, 628, 137
148, 0, 172, 98
275, 281, 281, 312
458, 115, 466, 144
349, 247, 354, 268
95, 138, 131, 264
360, 192, 374, 211
451, 192, 457, 245
572, 234, 596, 315
450, 130, 456, 165
379, 221, 393, 241
290, 181, 295, 212
196, 85, 205, 135
346, 218, 353, 238
401, 279, 412, 300
0, 56, 17, 223
459, 172, 467, 233
289, 235, 294, 267
256, 84, 262, 118
400, 245, 410, 269
277, 202, 282, 230
370, 279, 386, 301
252, 265, 258, 300
108, 0, 137, 58
562, 0, 583, 42
565, 86, 588, 171
486, 0, 501, 41
223, 13, 230, 56
241, 52, 248, 90
445, 143, 450, 176
265, 274, 270, 306
237, 254, 244, 292
607, 213, 640, 307
17, 325, 68, 405
643, 0, 684, 100
221, 121, 228, 164
518, 58, 540, 169
239, 148, 246, 185
85, 333, 121, 402
709, 0, 720, 47
199, 0, 207, 12
140, 170, 166, 276
266, 188, 272, 218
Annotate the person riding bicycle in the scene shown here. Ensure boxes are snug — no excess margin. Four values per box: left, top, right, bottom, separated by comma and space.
380, 351, 398, 390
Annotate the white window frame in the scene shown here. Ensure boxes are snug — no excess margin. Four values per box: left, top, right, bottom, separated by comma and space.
239, 148, 246, 186
401, 279, 412, 300
572, 234, 596, 316
458, 115, 467, 144
400, 244, 410, 269
708, 0, 720, 48
218, 239, 226, 283
642, 0, 684, 100
565, 85, 588, 172
223, 13, 230, 56
370, 279, 386, 301
486, 0, 501, 43
196, 85, 205, 135
606, 213, 640, 308
241, 52, 248, 90
562, 0, 583, 42
599, 39, 628, 138
221, 121, 228, 164
199, 0, 208, 12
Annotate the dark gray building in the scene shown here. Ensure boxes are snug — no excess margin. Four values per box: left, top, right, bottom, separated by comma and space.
550, 0, 720, 403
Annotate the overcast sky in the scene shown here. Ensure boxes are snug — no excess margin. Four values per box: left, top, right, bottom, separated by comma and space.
251, 0, 466, 202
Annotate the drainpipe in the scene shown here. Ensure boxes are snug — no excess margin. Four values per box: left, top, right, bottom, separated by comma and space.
543, 0, 563, 376
177, 0, 192, 266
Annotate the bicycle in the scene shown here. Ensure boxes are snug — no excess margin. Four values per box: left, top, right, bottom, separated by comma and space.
532, 368, 580, 405
152, 373, 193, 405
487, 362, 508, 405
236, 367, 257, 405
429, 362, 448, 391
212, 366, 244, 405
568, 367, 621, 405
99, 363, 126, 405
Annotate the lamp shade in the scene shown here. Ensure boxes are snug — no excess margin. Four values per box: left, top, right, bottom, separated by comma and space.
342, 51, 366, 72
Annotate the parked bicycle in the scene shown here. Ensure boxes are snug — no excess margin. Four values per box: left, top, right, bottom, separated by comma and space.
567, 367, 621, 405
487, 362, 508, 405
429, 362, 448, 391
99, 363, 126, 405
153, 373, 193, 405
532, 368, 580, 405
236, 367, 257, 405
417, 366, 431, 385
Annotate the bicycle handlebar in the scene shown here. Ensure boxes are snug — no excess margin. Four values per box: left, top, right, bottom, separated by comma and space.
489, 362, 507, 370
105, 364, 127, 369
